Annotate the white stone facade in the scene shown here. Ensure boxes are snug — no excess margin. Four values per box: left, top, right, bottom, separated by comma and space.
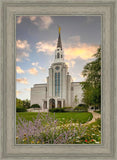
31, 30, 83, 110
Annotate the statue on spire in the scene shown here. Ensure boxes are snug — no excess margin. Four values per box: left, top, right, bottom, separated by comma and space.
58, 26, 61, 33
57, 26, 62, 50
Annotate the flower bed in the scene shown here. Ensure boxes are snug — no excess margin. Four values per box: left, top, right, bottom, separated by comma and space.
16, 113, 101, 144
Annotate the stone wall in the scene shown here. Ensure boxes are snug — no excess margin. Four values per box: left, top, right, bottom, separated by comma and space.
71, 82, 83, 107
31, 84, 47, 107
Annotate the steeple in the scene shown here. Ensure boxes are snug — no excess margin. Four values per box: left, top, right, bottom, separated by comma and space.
57, 27, 62, 50
54, 26, 64, 63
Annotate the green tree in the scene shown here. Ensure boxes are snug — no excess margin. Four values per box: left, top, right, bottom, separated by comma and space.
22, 99, 30, 108
81, 47, 101, 109
16, 98, 30, 108
16, 98, 23, 107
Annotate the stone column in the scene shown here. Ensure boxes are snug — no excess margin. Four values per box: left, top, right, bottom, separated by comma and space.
61, 100, 63, 108
55, 98, 57, 108
42, 100, 44, 110
47, 99, 49, 109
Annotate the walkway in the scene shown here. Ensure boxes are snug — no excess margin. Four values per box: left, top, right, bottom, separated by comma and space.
84, 111, 101, 125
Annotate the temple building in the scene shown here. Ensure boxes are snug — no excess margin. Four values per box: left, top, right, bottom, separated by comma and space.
30, 28, 83, 110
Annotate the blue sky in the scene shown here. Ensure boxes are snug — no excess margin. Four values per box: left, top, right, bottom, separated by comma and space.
16, 16, 101, 100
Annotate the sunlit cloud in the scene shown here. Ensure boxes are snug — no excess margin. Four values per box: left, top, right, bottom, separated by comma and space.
16, 90, 22, 96
72, 77, 77, 81
16, 66, 25, 74
64, 44, 98, 60
16, 58, 21, 62
16, 78, 28, 84
16, 16, 23, 24
29, 16, 37, 21
28, 68, 38, 75
31, 62, 46, 72
36, 41, 55, 54
35, 36, 98, 61
16, 40, 31, 51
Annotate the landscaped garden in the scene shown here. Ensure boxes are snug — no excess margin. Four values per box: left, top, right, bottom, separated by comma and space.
16, 48, 101, 144
16, 112, 101, 144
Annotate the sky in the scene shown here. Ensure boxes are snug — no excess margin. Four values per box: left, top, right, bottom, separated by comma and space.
16, 16, 101, 100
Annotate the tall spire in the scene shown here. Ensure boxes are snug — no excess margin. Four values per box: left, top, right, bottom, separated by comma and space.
54, 26, 64, 63
57, 26, 62, 50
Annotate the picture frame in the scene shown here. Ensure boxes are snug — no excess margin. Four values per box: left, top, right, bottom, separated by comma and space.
0, 0, 116, 159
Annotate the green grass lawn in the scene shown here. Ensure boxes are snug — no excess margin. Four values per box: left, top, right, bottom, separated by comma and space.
16, 112, 93, 124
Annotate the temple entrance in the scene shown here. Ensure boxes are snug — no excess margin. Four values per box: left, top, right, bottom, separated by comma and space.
57, 101, 61, 108
49, 98, 55, 109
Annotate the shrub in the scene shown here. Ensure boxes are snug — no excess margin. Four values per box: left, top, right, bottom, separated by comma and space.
31, 104, 40, 108
74, 106, 88, 112
63, 107, 73, 112
49, 108, 65, 112
16, 107, 27, 112
78, 104, 88, 108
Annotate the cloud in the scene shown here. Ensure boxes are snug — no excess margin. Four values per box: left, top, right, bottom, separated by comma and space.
16, 90, 22, 96
16, 16, 53, 30
29, 16, 37, 21
64, 44, 98, 60
32, 62, 39, 67
66, 60, 75, 68
32, 62, 46, 72
36, 41, 55, 54
38, 66, 46, 72
63, 36, 99, 60
16, 51, 29, 62
39, 16, 53, 29
78, 73, 84, 78
24, 88, 31, 91
35, 36, 98, 61
31, 16, 53, 29
28, 68, 38, 75
72, 77, 76, 81
16, 40, 30, 51
16, 16, 23, 24
16, 78, 28, 84
71, 61, 76, 67
16, 58, 21, 62
16, 66, 25, 74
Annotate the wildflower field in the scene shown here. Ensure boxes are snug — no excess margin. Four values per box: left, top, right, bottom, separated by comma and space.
16, 112, 101, 144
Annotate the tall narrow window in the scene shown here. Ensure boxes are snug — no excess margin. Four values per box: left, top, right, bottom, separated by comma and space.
55, 73, 57, 96
57, 53, 60, 58
55, 72, 60, 96
58, 72, 60, 96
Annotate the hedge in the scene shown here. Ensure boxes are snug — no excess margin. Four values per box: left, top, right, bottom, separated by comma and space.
30, 104, 40, 108
49, 108, 65, 112
16, 107, 27, 112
